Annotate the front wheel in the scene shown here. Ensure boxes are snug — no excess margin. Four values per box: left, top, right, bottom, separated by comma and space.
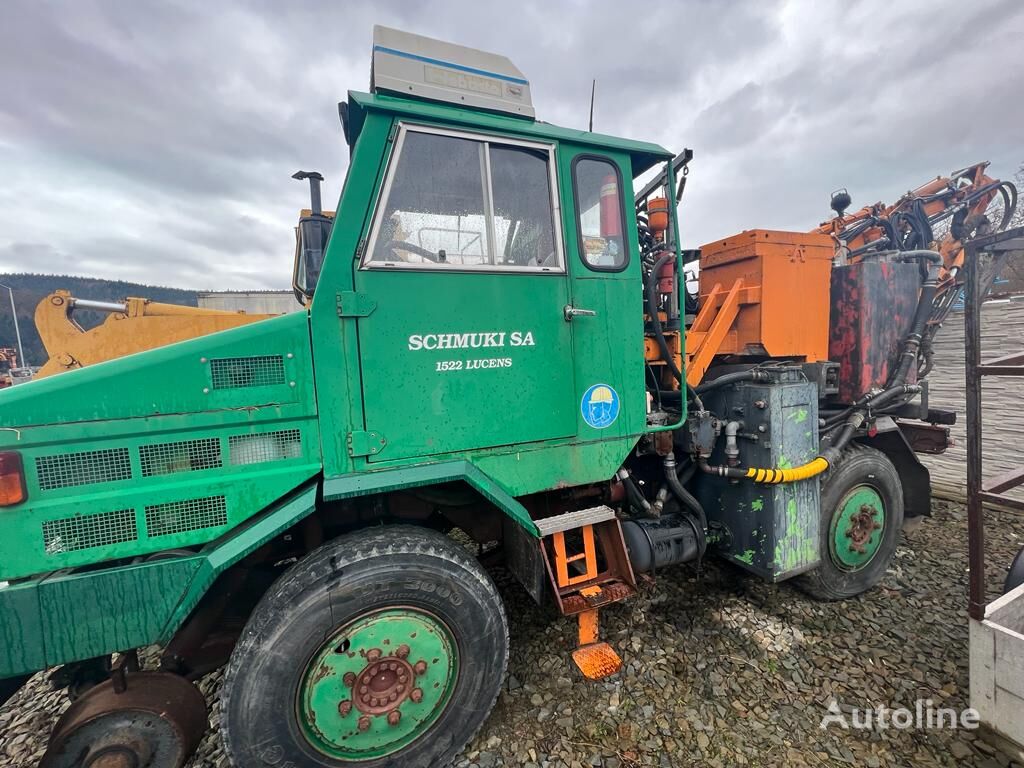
221, 525, 508, 768
796, 444, 904, 601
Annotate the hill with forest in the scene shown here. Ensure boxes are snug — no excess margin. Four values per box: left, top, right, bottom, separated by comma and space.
0, 273, 199, 368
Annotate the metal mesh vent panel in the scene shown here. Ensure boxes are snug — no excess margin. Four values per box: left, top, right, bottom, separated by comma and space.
145, 495, 228, 538
140, 438, 222, 477
229, 429, 302, 466
42, 509, 137, 555
210, 356, 285, 389
36, 448, 132, 490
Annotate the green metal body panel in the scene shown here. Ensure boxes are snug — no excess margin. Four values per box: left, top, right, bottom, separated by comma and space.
0, 484, 317, 678
311, 96, 665, 496
0, 312, 319, 582
0, 87, 674, 678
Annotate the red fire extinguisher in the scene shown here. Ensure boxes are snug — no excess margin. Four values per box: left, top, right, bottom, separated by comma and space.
599, 174, 622, 239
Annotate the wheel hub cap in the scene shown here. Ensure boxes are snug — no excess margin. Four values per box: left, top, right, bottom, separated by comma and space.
297, 607, 458, 761
831, 486, 886, 570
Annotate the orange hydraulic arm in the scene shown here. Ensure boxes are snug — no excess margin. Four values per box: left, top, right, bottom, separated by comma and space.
815, 161, 1017, 278
34, 290, 273, 379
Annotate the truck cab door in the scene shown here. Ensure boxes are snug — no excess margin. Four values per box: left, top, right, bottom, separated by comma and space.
560, 152, 646, 439
352, 124, 577, 462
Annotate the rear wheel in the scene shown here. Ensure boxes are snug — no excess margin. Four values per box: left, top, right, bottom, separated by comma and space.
796, 445, 904, 601
1006, 547, 1024, 594
221, 525, 508, 768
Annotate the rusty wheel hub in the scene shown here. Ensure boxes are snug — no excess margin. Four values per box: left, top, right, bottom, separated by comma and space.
297, 607, 459, 760
40, 671, 208, 768
351, 654, 415, 715
831, 486, 887, 570
847, 504, 882, 553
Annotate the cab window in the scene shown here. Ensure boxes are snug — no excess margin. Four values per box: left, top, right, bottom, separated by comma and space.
572, 156, 628, 271
364, 125, 563, 272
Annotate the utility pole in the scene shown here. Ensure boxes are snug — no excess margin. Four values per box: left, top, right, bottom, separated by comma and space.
0, 283, 25, 368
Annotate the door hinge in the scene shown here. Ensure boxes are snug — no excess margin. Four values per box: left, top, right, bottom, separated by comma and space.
348, 430, 387, 457
336, 290, 376, 318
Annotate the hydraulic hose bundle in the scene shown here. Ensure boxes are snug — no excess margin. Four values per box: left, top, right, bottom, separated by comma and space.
697, 250, 942, 485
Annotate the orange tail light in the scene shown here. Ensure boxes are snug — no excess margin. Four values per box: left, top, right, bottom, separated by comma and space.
0, 452, 26, 506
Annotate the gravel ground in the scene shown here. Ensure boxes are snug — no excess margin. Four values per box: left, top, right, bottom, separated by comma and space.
3, 499, 1023, 768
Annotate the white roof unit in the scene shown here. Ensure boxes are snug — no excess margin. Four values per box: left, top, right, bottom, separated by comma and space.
371, 26, 534, 119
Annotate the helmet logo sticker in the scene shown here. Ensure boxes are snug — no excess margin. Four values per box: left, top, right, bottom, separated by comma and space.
581, 384, 620, 429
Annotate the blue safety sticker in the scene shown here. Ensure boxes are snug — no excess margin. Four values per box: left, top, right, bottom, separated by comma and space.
581, 383, 620, 429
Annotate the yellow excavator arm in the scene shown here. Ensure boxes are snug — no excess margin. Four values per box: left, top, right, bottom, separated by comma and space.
34, 289, 273, 379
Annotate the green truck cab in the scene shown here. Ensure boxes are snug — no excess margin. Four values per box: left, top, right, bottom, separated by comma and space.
0, 26, 928, 768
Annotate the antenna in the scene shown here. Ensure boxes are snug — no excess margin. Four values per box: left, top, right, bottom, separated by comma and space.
588, 79, 596, 132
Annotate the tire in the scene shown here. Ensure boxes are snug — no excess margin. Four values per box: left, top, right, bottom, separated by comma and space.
1006, 547, 1024, 594
796, 444, 904, 601
221, 525, 508, 768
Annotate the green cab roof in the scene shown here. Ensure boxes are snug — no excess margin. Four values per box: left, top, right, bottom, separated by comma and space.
347, 90, 673, 178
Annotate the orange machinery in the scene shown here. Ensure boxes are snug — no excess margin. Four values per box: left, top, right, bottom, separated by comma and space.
684, 230, 834, 387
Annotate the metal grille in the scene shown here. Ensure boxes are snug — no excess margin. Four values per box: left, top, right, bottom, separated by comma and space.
36, 448, 132, 491
229, 429, 302, 466
42, 509, 137, 555
145, 495, 228, 538
209, 355, 286, 389
140, 438, 222, 477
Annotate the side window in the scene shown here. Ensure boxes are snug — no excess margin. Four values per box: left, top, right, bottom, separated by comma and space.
364, 126, 563, 272
573, 156, 628, 271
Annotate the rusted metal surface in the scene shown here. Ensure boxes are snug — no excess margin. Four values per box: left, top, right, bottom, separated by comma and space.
571, 642, 623, 680
829, 260, 920, 402
347, 653, 417, 716
40, 671, 208, 768
898, 421, 952, 455
965, 227, 1024, 621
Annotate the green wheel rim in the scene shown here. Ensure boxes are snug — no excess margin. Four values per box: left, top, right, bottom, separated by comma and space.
296, 607, 459, 761
829, 485, 886, 571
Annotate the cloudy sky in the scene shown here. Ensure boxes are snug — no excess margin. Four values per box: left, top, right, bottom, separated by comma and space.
1, 0, 1022, 290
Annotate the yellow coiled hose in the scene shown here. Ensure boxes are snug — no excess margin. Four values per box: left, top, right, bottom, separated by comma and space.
701, 456, 832, 485
743, 457, 830, 484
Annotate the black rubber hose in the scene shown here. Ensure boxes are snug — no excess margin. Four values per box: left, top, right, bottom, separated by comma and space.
890, 251, 941, 385
687, 384, 705, 413
646, 251, 682, 382
620, 471, 653, 514
694, 369, 772, 394
665, 455, 707, 531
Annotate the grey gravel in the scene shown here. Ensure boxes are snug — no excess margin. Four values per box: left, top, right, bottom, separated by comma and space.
2, 499, 1023, 767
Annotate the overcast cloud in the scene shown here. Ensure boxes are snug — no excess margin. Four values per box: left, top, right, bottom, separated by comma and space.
1, 0, 1022, 290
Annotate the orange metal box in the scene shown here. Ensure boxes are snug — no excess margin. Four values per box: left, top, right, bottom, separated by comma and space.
697, 229, 834, 361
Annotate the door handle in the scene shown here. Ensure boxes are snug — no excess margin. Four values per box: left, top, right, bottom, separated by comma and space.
564, 305, 598, 321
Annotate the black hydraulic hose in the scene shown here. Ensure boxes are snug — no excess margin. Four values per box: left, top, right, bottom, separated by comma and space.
677, 457, 697, 486
694, 369, 772, 394
891, 250, 941, 385
618, 469, 653, 515
646, 250, 682, 382
687, 384, 705, 413
664, 453, 707, 531
659, 370, 770, 405
655, 385, 705, 412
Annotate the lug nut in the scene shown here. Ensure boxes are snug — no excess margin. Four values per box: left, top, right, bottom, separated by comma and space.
399, 674, 408, 685
396, 644, 410, 659
358, 716, 371, 732
338, 700, 352, 716
387, 710, 401, 726
343, 672, 356, 687
410, 688, 423, 703
413, 661, 428, 676
359, 684, 368, 694
367, 648, 382, 662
